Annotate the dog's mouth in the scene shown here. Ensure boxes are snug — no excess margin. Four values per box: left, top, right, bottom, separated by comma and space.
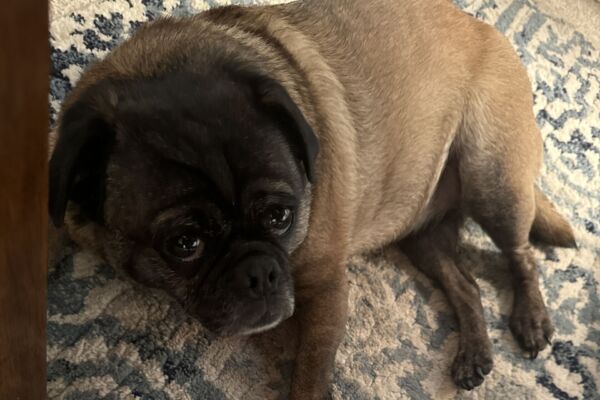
191, 289, 295, 336
237, 299, 293, 335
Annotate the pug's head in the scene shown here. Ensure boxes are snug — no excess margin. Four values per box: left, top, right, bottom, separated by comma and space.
49, 69, 318, 336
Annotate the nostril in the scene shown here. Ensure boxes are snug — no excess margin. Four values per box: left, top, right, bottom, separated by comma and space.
268, 271, 275, 283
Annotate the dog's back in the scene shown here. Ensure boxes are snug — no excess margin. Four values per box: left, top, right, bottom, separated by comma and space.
279, 0, 522, 250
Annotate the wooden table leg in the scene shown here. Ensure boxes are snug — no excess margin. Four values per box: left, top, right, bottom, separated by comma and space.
0, 0, 49, 398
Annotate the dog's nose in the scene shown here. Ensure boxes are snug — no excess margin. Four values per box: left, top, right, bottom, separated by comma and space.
234, 254, 281, 298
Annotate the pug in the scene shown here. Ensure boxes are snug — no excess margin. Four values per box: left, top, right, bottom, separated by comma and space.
49, 0, 577, 398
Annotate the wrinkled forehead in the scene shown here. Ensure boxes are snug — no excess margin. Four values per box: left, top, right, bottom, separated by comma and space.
104, 128, 302, 238
99, 73, 306, 234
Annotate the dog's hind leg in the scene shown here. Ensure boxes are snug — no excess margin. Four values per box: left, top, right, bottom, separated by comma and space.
458, 31, 557, 359
459, 151, 555, 359
401, 213, 493, 390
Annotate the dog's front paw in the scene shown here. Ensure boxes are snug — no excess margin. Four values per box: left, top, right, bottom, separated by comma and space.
451, 338, 493, 390
510, 296, 554, 359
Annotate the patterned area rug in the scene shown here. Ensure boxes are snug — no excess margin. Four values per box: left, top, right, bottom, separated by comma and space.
47, 1, 600, 399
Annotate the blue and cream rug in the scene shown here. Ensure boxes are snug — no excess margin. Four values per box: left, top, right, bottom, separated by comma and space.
47, 0, 600, 398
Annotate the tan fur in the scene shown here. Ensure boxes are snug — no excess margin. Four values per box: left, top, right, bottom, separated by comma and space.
532, 187, 577, 247
52, 0, 576, 398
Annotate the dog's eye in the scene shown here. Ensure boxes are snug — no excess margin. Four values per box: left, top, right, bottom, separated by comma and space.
165, 233, 204, 261
261, 206, 293, 235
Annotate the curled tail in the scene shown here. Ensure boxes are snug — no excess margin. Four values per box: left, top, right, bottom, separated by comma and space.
530, 187, 577, 248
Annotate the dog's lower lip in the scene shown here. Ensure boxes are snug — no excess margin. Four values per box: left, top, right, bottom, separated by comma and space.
240, 308, 285, 335
244, 296, 294, 329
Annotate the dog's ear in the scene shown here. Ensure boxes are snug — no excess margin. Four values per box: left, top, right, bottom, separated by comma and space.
49, 86, 116, 227
255, 78, 319, 182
